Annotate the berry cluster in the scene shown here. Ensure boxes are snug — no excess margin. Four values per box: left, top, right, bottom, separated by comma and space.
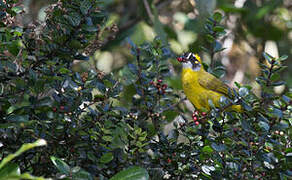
192, 111, 207, 125
126, 112, 138, 120
52, 105, 72, 116
150, 79, 168, 95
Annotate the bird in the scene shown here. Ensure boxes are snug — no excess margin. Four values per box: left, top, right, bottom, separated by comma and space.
177, 52, 242, 113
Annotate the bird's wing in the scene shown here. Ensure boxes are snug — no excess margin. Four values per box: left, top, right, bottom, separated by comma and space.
198, 70, 232, 97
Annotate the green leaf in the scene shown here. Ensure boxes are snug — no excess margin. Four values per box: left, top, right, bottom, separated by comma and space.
262, 52, 274, 64
241, 119, 251, 131
239, 87, 249, 97
58, 67, 70, 74
82, 25, 98, 32
213, 12, 223, 22
99, 152, 114, 164
211, 143, 226, 152
72, 168, 93, 180
270, 73, 280, 81
258, 121, 270, 131
213, 26, 224, 32
270, 108, 283, 118
50, 156, 70, 175
282, 95, 291, 104
202, 145, 213, 154
6, 115, 29, 122
65, 13, 81, 27
162, 110, 179, 122
80, 0, 92, 15
206, 34, 215, 43
0, 163, 19, 179
201, 165, 215, 176
102, 135, 113, 142
11, 6, 23, 14
110, 166, 149, 180
278, 55, 288, 61
0, 139, 47, 169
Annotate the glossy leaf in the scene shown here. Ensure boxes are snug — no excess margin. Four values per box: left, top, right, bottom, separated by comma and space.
110, 166, 149, 180
50, 156, 70, 175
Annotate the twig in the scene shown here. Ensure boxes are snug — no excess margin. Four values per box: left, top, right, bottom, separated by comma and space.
265, 59, 275, 87
156, 0, 173, 10
143, 0, 154, 21
160, 97, 187, 113
136, 48, 145, 98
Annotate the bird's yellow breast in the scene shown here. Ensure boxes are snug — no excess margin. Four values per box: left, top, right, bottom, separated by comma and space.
182, 68, 223, 112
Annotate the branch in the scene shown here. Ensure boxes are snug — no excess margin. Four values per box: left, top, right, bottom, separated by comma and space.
143, 0, 154, 21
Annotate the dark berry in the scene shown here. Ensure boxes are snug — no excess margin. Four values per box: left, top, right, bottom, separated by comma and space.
177, 57, 183, 62
162, 84, 167, 90
60, 106, 65, 111
193, 111, 199, 116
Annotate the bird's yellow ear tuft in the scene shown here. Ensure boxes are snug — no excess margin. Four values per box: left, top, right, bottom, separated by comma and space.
194, 54, 202, 63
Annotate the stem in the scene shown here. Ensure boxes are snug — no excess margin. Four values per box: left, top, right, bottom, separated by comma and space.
136, 48, 145, 99
143, 0, 154, 21
210, 21, 217, 70
160, 97, 186, 113
265, 60, 275, 87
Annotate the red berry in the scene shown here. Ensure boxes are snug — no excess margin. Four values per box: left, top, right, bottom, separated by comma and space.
162, 84, 167, 90
158, 79, 162, 83
201, 112, 207, 116
177, 57, 183, 62
150, 81, 154, 85
60, 106, 65, 111
52, 107, 57, 112
195, 121, 199, 125
167, 158, 171, 163
193, 116, 198, 121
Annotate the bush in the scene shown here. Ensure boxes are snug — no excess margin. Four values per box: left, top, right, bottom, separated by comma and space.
1, 0, 291, 179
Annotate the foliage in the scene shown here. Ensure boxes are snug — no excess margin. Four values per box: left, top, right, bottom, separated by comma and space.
0, 0, 291, 180
0, 139, 48, 180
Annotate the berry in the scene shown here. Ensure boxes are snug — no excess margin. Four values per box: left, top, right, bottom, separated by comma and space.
195, 121, 199, 125
193, 111, 199, 116
167, 158, 171, 163
177, 57, 183, 62
193, 116, 198, 121
162, 84, 167, 90
158, 79, 162, 83
52, 107, 57, 112
60, 106, 65, 111
201, 112, 207, 116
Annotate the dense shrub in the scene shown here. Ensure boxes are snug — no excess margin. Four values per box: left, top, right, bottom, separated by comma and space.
0, 0, 291, 180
